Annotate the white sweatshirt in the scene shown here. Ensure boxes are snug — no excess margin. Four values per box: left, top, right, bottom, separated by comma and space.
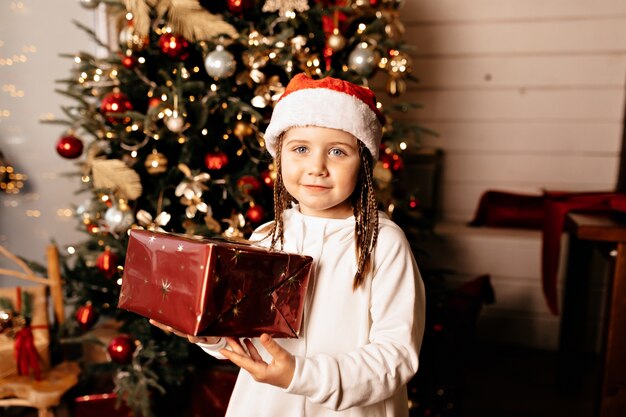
199, 207, 425, 417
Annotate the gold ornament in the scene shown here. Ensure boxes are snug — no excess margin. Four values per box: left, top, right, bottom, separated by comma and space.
119, 25, 148, 51
236, 51, 268, 88
251, 75, 285, 108
144, 150, 168, 175
381, 10, 406, 39
136, 209, 171, 232
175, 163, 211, 218
387, 50, 413, 75
262, 0, 310, 17
222, 212, 247, 240
386, 77, 406, 97
327, 29, 347, 52
350, 0, 371, 9
234, 121, 255, 138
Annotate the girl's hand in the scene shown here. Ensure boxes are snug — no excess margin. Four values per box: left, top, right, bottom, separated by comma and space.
220, 333, 295, 389
149, 319, 221, 345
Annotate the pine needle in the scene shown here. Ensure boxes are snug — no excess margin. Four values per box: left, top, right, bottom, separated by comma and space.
165, 0, 238, 40
92, 159, 143, 200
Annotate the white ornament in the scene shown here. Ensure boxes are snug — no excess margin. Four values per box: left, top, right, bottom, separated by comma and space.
79, 0, 100, 9
348, 44, 376, 76
262, 0, 309, 17
165, 112, 185, 132
104, 207, 134, 233
204, 45, 236, 79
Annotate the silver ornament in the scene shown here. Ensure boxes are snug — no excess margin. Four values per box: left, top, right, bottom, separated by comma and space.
165, 114, 185, 132
327, 30, 347, 52
204, 45, 236, 80
104, 207, 134, 233
79, 0, 100, 9
348, 44, 377, 76
76, 199, 96, 221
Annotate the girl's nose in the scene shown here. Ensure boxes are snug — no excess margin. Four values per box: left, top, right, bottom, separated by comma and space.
307, 153, 328, 176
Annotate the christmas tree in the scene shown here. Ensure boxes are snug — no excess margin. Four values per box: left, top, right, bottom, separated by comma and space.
49, 0, 429, 415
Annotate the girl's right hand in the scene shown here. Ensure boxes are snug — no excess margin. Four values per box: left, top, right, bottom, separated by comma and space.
149, 319, 221, 345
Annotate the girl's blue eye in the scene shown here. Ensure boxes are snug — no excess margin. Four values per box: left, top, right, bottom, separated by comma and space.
329, 148, 345, 157
294, 146, 308, 153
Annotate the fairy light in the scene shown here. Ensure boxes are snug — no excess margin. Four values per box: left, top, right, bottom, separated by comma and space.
201, 129, 208, 135
67, 246, 76, 255
399, 142, 407, 150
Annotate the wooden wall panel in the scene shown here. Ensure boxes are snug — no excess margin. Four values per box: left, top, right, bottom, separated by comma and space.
398, 89, 625, 121
404, 0, 626, 22
419, 122, 622, 154
405, 17, 626, 56
412, 55, 626, 88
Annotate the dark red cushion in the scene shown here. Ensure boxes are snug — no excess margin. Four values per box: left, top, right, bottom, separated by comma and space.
469, 190, 545, 229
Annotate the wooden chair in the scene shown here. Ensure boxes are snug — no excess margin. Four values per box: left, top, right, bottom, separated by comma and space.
0, 244, 80, 417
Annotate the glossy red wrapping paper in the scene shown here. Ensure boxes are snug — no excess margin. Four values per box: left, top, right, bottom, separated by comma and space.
118, 229, 312, 338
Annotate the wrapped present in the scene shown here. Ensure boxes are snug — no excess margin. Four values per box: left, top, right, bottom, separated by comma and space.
118, 229, 312, 338
0, 286, 50, 380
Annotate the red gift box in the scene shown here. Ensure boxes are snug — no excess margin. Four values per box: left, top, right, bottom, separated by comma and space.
118, 229, 312, 338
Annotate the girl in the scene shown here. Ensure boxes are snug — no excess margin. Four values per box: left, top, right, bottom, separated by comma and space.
152, 73, 425, 417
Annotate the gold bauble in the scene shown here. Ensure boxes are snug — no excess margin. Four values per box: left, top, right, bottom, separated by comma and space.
144, 150, 168, 175
119, 25, 147, 51
387, 51, 413, 75
351, 0, 371, 8
234, 121, 255, 138
327, 30, 347, 52
386, 77, 406, 97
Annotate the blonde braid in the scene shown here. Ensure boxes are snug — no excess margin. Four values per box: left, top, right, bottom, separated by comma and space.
352, 141, 379, 289
267, 135, 293, 250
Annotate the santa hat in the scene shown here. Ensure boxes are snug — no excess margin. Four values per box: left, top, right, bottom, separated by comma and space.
264, 74, 384, 160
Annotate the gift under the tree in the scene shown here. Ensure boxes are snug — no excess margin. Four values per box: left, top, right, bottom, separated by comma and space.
0, 286, 50, 380
118, 229, 313, 338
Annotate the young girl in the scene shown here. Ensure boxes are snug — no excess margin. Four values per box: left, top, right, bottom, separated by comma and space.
152, 73, 425, 417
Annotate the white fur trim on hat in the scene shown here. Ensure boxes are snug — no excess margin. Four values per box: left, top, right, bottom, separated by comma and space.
264, 88, 382, 160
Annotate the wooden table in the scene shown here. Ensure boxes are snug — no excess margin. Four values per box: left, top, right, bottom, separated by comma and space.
559, 213, 626, 416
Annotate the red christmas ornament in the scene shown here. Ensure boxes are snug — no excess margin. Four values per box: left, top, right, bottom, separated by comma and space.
75, 302, 98, 331
96, 247, 119, 279
245, 205, 265, 224
204, 151, 229, 170
158, 33, 190, 60
100, 90, 133, 124
379, 151, 404, 172
237, 175, 262, 195
260, 170, 274, 187
148, 97, 162, 109
226, 0, 254, 14
107, 334, 136, 364
55, 134, 84, 159
121, 54, 137, 69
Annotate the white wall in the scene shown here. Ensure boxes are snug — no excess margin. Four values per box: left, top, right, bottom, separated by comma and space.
399, 0, 626, 349
0, 1, 96, 266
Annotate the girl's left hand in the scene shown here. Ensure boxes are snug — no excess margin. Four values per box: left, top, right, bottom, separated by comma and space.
220, 333, 295, 389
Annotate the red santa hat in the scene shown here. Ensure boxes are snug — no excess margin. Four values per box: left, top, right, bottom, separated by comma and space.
264, 73, 384, 160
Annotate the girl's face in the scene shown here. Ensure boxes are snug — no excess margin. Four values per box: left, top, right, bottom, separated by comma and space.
281, 126, 360, 219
